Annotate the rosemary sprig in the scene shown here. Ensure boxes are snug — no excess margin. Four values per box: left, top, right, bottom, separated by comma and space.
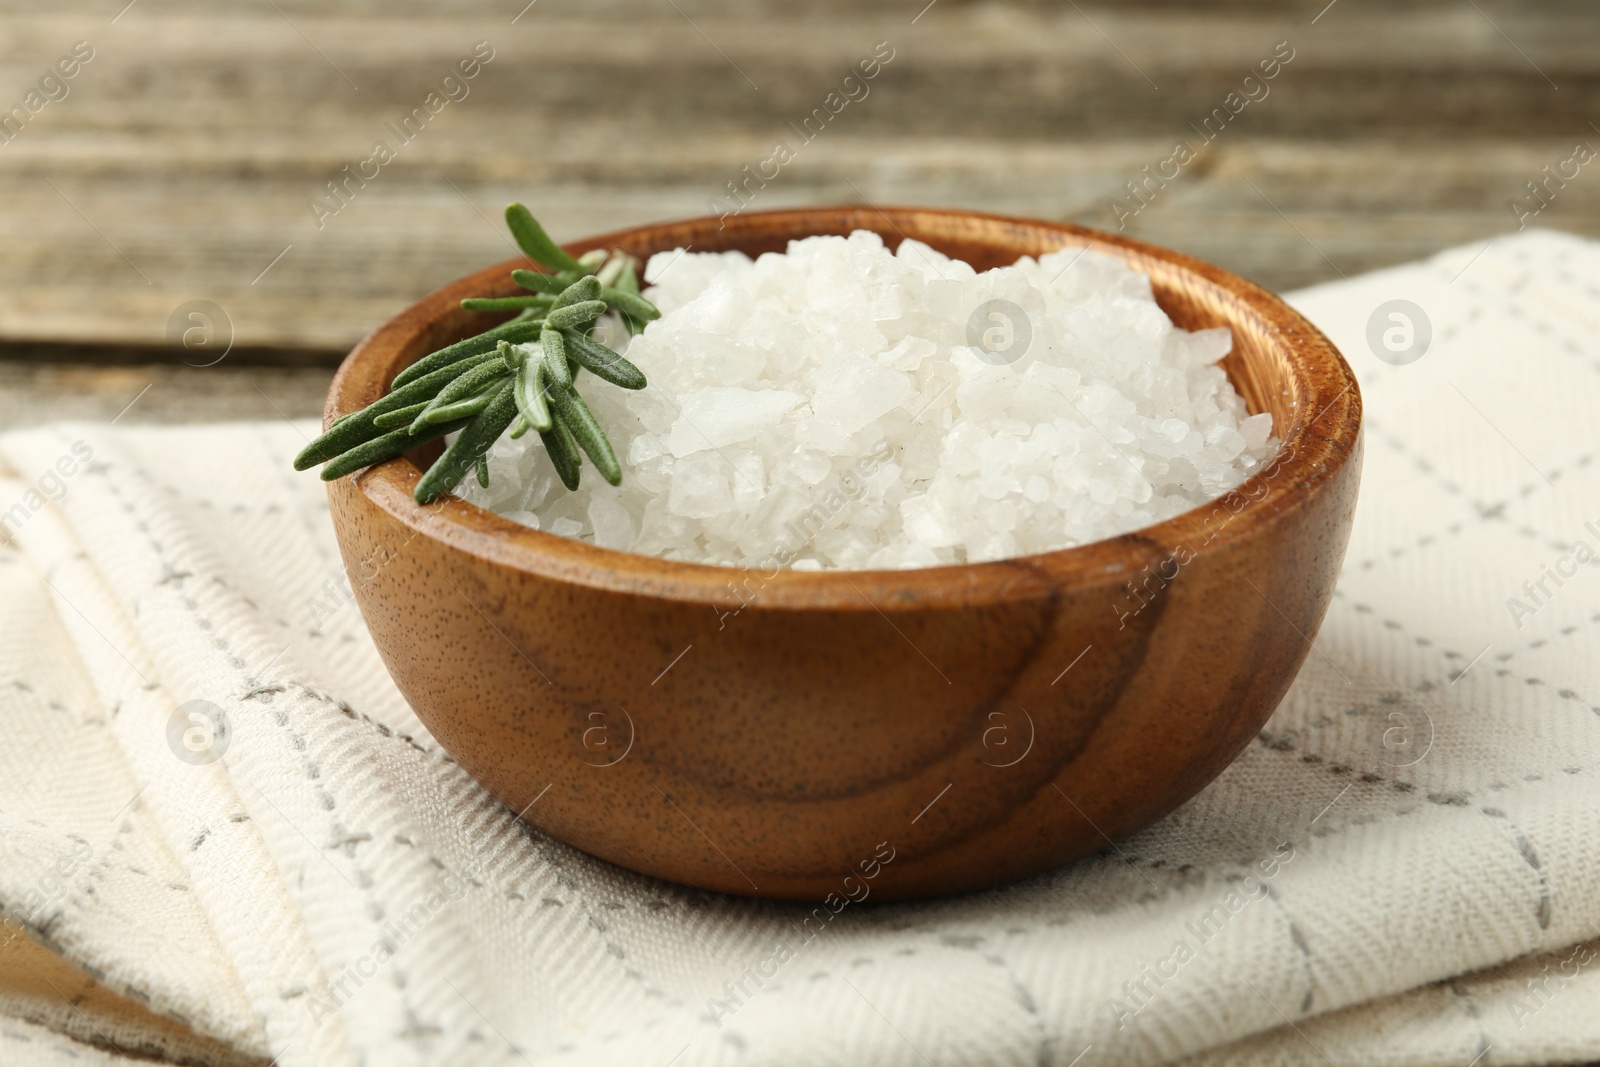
294, 204, 656, 504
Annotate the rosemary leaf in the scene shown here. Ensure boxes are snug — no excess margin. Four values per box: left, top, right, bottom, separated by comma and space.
369, 352, 501, 418
615, 260, 640, 296
295, 414, 388, 471
391, 317, 544, 391
540, 417, 583, 491
510, 269, 565, 296
319, 417, 471, 481
549, 383, 622, 485
559, 328, 647, 390
292, 351, 501, 470
596, 254, 627, 288
540, 329, 573, 391
504, 203, 583, 273
546, 299, 609, 330
513, 350, 554, 432
372, 401, 429, 430
613, 261, 648, 336
410, 385, 503, 432
377, 352, 499, 409
461, 295, 554, 312
496, 339, 525, 374
550, 275, 601, 309
414, 383, 520, 504
430, 360, 512, 408
409, 361, 512, 432
600, 288, 660, 324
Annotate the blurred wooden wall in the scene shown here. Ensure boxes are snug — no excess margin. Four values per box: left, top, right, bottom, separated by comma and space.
0, 0, 1594, 368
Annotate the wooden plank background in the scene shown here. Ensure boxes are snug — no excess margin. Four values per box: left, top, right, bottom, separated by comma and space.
0, 0, 1596, 424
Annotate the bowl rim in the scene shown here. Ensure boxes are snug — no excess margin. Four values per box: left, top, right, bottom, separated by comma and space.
327, 205, 1361, 611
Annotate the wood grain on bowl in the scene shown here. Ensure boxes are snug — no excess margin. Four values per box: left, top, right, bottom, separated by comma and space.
323, 207, 1362, 901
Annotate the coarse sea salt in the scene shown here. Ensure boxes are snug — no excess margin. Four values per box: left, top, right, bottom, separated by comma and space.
455, 230, 1277, 570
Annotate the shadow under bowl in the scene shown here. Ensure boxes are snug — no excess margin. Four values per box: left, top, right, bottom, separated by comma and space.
323, 206, 1362, 902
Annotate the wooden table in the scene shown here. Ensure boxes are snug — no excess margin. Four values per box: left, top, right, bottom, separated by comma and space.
1, 0, 1595, 426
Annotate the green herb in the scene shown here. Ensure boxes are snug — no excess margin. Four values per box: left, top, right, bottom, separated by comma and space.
293, 205, 655, 504
540, 415, 584, 491
510, 268, 566, 295
504, 203, 583, 274
506, 343, 553, 433
460, 295, 554, 312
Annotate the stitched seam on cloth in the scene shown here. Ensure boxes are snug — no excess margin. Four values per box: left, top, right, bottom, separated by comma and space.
63, 430, 697, 1061
0, 827, 222, 1015
282, 679, 442, 761
1257, 707, 1600, 811
893, 758, 1590, 923
1360, 419, 1595, 518
1472, 805, 1552, 936
430, 788, 694, 1056
1257, 885, 1318, 1014
253, 428, 342, 576
1362, 421, 1477, 505
1445, 979, 1493, 1067
510, 822, 684, 1007
127, 442, 450, 760
113, 456, 448, 761
1332, 592, 1600, 713
1344, 488, 1600, 576
0, 541, 226, 1020
249, 430, 723, 1055
23, 428, 700, 1062
1521, 610, 1600, 654
0, 478, 284, 1058
91, 461, 437, 1052
31, 439, 361, 1064
1448, 273, 1600, 378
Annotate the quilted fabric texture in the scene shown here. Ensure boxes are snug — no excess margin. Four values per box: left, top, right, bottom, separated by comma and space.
0, 230, 1597, 1067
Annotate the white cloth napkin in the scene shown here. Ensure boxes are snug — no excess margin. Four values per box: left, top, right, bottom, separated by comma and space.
1, 229, 1597, 1067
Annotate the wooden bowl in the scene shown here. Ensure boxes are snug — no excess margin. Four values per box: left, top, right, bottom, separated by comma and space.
324, 206, 1361, 901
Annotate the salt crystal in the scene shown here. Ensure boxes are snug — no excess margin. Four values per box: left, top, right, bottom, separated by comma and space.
549, 517, 584, 538
588, 493, 635, 550
1239, 412, 1274, 451
666, 386, 803, 457
877, 336, 936, 371
664, 452, 735, 521
805, 361, 913, 449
